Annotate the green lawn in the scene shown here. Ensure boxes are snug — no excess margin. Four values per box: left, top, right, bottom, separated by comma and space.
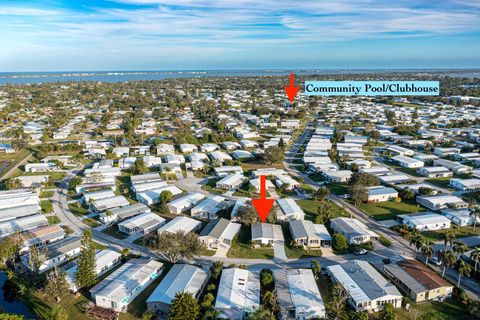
308, 173, 327, 182
198, 247, 216, 257
296, 199, 349, 221
358, 200, 425, 220
68, 203, 90, 216
0, 148, 31, 179
47, 215, 60, 224
40, 200, 53, 214
426, 177, 455, 190
422, 225, 480, 242
39, 190, 55, 198
227, 226, 274, 259
394, 298, 471, 320
82, 217, 101, 228
326, 182, 349, 195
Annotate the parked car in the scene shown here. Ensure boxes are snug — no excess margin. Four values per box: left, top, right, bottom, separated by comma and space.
353, 248, 368, 255
429, 256, 442, 266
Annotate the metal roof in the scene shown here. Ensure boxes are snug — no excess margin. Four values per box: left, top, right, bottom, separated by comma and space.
41, 236, 82, 260
146, 264, 207, 305
286, 269, 325, 318
215, 268, 260, 319
90, 259, 163, 303
159, 216, 202, 234
251, 223, 283, 241
327, 260, 401, 304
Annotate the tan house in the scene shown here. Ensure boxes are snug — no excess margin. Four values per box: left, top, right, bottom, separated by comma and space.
384, 259, 453, 302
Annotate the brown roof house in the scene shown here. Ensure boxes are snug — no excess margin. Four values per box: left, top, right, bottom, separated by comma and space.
384, 259, 453, 302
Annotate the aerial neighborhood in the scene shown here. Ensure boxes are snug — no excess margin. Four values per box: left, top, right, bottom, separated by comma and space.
0, 74, 479, 320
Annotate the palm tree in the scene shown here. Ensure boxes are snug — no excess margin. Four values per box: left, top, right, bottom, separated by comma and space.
439, 250, 456, 278
421, 240, 434, 266
410, 235, 424, 253
443, 230, 456, 251
470, 248, 480, 274
470, 207, 480, 231
453, 241, 467, 259
457, 260, 472, 288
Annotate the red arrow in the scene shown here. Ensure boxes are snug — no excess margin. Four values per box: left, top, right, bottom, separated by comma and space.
284, 72, 299, 103
251, 175, 274, 223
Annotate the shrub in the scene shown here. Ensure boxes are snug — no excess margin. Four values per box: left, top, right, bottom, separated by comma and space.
379, 236, 392, 247
332, 233, 349, 252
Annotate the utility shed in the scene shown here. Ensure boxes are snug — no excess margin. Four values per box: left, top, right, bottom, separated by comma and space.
146, 264, 208, 313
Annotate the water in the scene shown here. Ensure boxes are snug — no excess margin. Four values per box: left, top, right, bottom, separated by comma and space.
0, 272, 35, 319
0, 69, 478, 85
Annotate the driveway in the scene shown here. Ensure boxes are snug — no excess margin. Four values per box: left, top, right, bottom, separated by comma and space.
273, 240, 287, 260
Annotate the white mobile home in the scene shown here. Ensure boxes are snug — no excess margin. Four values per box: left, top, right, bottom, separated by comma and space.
146, 264, 207, 313
90, 259, 163, 312
215, 268, 260, 320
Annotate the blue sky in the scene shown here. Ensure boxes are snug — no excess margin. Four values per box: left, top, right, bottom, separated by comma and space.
1, 0, 480, 71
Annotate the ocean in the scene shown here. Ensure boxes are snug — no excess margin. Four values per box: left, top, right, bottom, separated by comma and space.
0, 69, 479, 85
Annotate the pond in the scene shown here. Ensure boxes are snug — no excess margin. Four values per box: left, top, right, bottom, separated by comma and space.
0, 272, 35, 319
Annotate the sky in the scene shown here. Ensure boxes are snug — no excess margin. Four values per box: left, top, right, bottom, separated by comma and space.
1, 0, 480, 71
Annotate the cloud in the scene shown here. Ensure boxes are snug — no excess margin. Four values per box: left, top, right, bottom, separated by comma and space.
0, 0, 479, 70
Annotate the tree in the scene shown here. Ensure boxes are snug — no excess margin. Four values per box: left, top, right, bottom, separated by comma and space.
4, 178, 23, 190
261, 271, 273, 288
159, 190, 173, 204
262, 147, 284, 165
349, 172, 379, 187
28, 245, 46, 274
75, 230, 97, 288
418, 186, 435, 196
457, 260, 471, 288
169, 291, 200, 320
313, 186, 330, 202
331, 283, 348, 320
332, 233, 349, 251
311, 260, 321, 279
470, 248, 480, 274
349, 184, 367, 206
245, 308, 275, 320
352, 311, 369, 320
409, 235, 424, 253
131, 158, 148, 174
453, 241, 467, 259
442, 230, 456, 251
236, 205, 259, 226
399, 188, 415, 200
44, 267, 69, 302
439, 250, 456, 278
470, 207, 479, 231
146, 230, 202, 263
47, 305, 68, 320
421, 240, 434, 266
0, 234, 24, 268
315, 201, 333, 224
379, 303, 396, 320
0, 314, 25, 320
68, 176, 82, 190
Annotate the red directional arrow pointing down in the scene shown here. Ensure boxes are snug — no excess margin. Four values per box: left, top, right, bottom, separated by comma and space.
251, 175, 274, 223
284, 72, 299, 103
